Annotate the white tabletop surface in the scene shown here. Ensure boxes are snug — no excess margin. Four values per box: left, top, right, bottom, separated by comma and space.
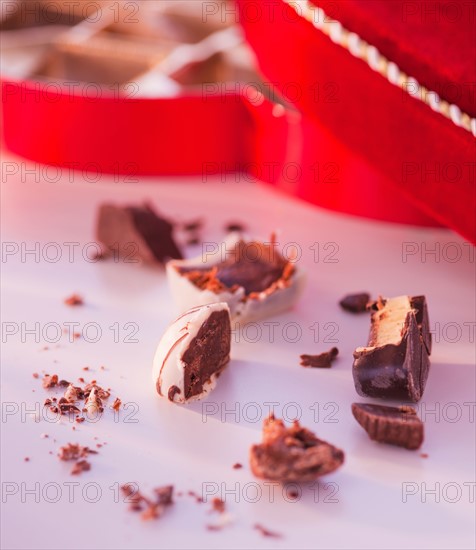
1, 151, 475, 550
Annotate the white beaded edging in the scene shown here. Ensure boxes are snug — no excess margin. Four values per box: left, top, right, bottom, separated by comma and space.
284, 0, 476, 137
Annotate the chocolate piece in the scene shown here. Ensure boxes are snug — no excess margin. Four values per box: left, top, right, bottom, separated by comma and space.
250, 415, 344, 483
352, 295, 431, 402
96, 203, 183, 264
167, 234, 306, 322
300, 347, 339, 368
351, 403, 424, 450
153, 303, 231, 403
339, 292, 370, 313
232, 463, 243, 469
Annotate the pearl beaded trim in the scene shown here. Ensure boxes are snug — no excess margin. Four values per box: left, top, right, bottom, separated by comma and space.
283, 0, 476, 137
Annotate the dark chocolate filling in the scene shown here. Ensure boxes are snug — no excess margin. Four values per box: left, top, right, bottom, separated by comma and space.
182, 310, 231, 399
179, 241, 290, 295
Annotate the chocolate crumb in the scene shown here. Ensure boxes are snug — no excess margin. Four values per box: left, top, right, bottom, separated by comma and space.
254, 524, 282, 538
24, 457, 30, 462
300, 347, 339, 368
42, 374, 58, 388
339, 292, 370, 313
111, 397, 122, 412
64, 294, 84, 306
232, 463, 243, 469
58, 443, 98, 461
71, 460, 91, 475
206, 524, 222, 531
32, 373, 39, 379
420, 453, 429, 458
211, 497, 225, 514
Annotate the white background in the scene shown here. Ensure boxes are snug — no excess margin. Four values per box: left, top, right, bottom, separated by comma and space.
1, 152, 475, 550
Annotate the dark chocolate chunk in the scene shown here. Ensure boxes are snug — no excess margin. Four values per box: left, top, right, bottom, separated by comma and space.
96, 203, 183, 264
339, 292, 370, 313
182, 310, 231, 399
352, 295, 431, 402
250, 415, 344, 482
300, 347, 339, 368
351, 403, 424, 450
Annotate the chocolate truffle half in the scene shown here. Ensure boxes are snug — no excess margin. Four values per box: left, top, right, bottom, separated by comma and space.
352, 295, 431, 402
96, 203, 183, 264
166, 233, 306, 322
352, 403, 424, 450
250, 415, 344, 483
153, 303, 231, 404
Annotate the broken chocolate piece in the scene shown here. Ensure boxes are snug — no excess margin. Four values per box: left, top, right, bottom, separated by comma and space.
250, 415, 344, 483
300, 347, 338, 368
351, 403, 424, 450
352, 295, 431, 402
153, 303, 231, 403
167, 233, 306, 322
339, 292, 370, 313
96, 203, 183, 264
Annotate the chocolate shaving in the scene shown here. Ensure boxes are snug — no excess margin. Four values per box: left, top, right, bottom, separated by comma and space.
300, 347, 339, 368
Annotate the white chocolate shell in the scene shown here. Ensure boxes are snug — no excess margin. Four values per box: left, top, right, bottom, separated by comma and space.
152, 302, 231, 404
166, 233, 306, 323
